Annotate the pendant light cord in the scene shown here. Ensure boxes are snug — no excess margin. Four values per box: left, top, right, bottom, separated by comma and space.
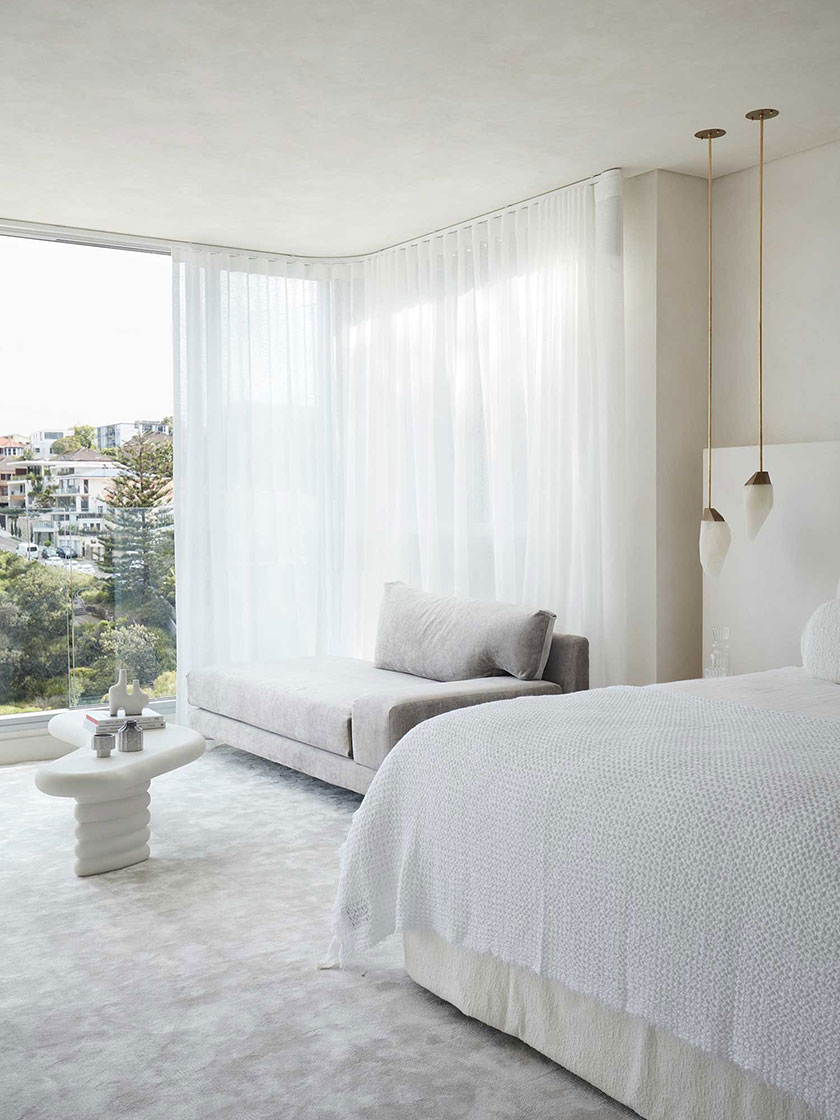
707, 135, 713, 509
696, 125, 725, 510
758, 116, 764, 471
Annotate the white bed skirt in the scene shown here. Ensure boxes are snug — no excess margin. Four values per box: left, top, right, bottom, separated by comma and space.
403, 931, 820, 1120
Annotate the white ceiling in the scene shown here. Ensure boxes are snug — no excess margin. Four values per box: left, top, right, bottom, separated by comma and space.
3, 0, 840, 256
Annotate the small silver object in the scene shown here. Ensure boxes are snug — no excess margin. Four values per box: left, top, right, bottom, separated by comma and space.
92, 731, 116, 758
118, 719, 144, 753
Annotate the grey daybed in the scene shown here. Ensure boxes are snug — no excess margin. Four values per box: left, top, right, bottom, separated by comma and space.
187, 583, 588, 793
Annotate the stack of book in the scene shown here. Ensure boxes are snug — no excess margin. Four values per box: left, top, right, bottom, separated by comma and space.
85, 708, 167, 734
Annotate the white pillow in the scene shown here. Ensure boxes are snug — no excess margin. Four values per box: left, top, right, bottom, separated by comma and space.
801, 599, 840, 683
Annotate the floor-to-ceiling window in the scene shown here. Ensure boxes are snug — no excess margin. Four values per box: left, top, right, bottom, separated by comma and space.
0, 234, 174, 716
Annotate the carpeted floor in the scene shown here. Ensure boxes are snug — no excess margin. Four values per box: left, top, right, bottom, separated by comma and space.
1, 746, 634, 1120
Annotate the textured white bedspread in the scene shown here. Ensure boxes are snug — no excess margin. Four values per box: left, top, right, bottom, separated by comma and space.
660, 664, 840, 720
333, 686, 840, 1118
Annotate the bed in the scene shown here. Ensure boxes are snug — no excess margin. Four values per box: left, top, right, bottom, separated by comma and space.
331, 664, 840, 1120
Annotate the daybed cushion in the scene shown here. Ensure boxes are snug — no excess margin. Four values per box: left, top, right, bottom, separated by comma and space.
187, 656, 562, 764
188, 657, 417, 757
351, 676, 563, 769
374, 582, 556, 682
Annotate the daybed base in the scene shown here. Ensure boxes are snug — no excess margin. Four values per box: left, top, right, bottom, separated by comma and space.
189, 708, 374, 795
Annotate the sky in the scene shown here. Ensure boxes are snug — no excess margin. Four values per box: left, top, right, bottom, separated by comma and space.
0, 236, 173, 438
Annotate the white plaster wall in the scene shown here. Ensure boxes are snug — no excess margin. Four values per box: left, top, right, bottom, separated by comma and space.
622, 172, 658, 685
713, 139, 840, 447
623, 170, 707, 684
654, 171, 708, 683
702, 442, 840, 674
699, 141, 840, 674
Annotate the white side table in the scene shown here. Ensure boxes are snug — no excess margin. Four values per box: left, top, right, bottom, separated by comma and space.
36, 712, 205, 877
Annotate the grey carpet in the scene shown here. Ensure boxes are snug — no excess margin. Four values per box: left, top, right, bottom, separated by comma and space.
1, 746, 634, 1120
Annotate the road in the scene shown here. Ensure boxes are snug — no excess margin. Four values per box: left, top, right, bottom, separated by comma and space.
0, 532, 104, 576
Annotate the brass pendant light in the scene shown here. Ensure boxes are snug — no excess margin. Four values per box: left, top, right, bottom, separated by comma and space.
696, 127, 731, 577
743, 108, 779, 540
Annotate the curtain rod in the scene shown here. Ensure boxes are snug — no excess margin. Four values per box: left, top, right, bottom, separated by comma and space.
373, 168, 621, 255
0, 168, 621, 263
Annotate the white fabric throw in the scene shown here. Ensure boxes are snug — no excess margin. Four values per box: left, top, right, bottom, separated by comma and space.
332, 687, 840, 1117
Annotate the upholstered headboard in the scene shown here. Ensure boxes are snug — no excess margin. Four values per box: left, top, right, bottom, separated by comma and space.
542, 633, 589, 693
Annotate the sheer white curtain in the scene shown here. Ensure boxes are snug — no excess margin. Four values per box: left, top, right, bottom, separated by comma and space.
174, 169, 626, 705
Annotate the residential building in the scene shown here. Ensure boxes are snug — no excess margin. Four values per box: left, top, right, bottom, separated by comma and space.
29, 429, 65, 457
52, 449, 120, 512
137, 418, 172, 437
1, 452, 122, 558
41, 450, 121, 557
96, 418, 172, 450
0, 458, 51, 534
0, 460, 29, 520
95, 421, 136, 449
0, 436, 27, 458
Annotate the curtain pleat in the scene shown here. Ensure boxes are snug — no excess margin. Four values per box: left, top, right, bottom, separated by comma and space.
174, 170, 626, 711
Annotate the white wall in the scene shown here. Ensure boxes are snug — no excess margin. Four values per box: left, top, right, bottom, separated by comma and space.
623, 169, 707, 684
624, 142, 840, 685
699, 140, 840, 672
713, 139, 840, 447
622, 170, 658, 685
703, 442, 840, 674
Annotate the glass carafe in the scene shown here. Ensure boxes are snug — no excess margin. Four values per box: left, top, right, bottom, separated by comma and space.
704, 626, 731, 679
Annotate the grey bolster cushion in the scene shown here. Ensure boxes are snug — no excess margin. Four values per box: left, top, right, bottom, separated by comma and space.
352, 678, 564, 770
374, 582, 556, 682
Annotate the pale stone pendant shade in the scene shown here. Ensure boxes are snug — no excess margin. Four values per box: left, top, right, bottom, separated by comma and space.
695, 126, 730, 577
699, 508, 732, 577
744, 470, 774, 540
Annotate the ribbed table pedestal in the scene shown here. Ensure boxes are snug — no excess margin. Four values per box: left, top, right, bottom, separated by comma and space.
37, 713, 205, 878
73, 783, 151, 877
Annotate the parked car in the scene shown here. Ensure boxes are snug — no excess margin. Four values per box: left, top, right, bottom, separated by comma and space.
56, 545, 78, 559
15, 543, 40, 560
41, 546, 57, 559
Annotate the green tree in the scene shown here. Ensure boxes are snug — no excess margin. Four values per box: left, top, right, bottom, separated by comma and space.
101, 505, 175, 620
49, 435, 81, 455
105, 431, 173, 507
73, 425, 96, 449
97, 621, 172, 689
0, 552, 177, 710
0, 554, 95, 709
26, 469, 57, 511
50, 425, 96, 455
99, 432, 176, 690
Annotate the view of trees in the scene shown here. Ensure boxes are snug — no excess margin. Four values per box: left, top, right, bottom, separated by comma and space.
0, 429, 176, 715
49, 424, 96, 455
26, 471, 57, 510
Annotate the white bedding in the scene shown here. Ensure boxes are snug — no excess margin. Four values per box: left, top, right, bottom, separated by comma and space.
332, 674, 840, 1118
660, 664, 840, 720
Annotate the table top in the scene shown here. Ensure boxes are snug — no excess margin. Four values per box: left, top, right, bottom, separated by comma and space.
36, 711, 205, 799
